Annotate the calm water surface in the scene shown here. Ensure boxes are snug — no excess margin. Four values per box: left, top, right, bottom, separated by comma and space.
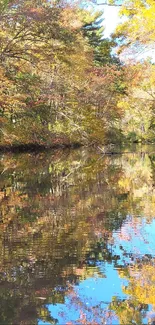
1, 147, 155, 324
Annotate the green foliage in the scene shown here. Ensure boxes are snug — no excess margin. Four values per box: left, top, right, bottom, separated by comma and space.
81, 9, 120, 66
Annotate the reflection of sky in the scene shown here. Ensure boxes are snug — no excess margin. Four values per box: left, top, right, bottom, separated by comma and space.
38, 217, 155, 325
112, 216, 155, 264
38, 263, 127, 325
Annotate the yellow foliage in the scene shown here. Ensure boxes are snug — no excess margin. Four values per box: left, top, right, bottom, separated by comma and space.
124, 264, 155, 306
116, 0, 155, 54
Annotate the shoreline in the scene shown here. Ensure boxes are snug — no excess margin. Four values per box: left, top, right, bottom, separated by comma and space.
0, 141, 155, 154
0, 142, 83, 153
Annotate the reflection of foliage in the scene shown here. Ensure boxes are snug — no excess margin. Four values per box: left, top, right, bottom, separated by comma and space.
0, 148, 155, 323
111, 255, 155, 324
85, 240, 120, 268
123, 262, 155, 307
110, 296, 148, 325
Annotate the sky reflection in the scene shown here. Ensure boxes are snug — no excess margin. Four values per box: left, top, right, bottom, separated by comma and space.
38, 215, 155, 325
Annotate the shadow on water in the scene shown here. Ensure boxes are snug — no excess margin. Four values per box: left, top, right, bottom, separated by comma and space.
0, 145, 155, 324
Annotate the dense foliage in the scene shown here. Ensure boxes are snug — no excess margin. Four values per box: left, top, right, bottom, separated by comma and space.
0, 0, 155, 147
0, 0, 121, 148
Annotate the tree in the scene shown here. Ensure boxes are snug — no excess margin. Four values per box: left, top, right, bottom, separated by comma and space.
0, 0, 125, 147
0, 0, 94, 146
81, 8, 120, 65
113, 0, 155, 55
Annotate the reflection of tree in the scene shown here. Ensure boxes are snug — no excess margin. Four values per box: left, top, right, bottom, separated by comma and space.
149, 154, 155, 188
110, 296, 148, 325
122, 261, 155, 307
0, 149, 126, 323
118, 151, 155, 218
110, 253, 155, 325
0, 148, 155, 323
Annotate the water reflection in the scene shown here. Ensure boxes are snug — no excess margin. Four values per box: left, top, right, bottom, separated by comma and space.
0, 147, 155, 324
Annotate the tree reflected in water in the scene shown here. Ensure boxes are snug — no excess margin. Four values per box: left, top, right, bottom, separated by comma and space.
0, 147, 155, 324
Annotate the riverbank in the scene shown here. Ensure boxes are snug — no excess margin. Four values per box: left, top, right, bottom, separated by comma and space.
0, 142, 83, 153
1, 141, 155, 155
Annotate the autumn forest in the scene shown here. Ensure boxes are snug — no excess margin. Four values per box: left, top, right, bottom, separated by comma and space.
0, 0, 155, 149
1, 1, 155, 324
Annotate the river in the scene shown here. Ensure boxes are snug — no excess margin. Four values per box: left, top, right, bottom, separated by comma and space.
0, 146, 155, 324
